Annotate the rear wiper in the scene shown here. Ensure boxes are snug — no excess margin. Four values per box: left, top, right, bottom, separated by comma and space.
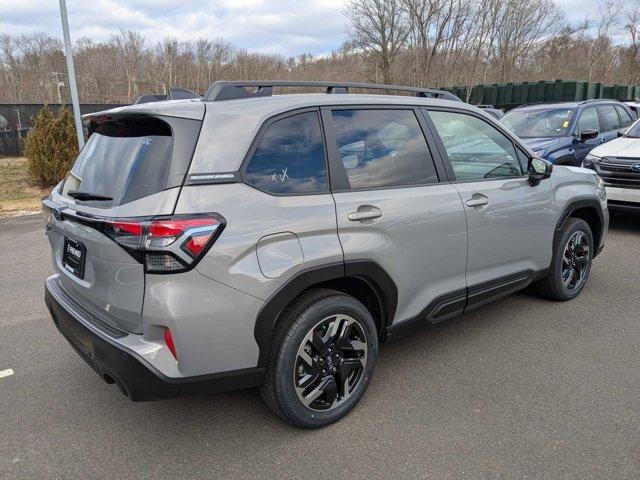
67, 190, 113, 201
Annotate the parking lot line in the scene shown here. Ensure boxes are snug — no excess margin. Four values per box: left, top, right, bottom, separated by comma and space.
0, 368, 14, 379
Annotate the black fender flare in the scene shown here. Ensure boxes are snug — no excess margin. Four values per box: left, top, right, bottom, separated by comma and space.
253, 261, 398, 367
555, 198, 606, 255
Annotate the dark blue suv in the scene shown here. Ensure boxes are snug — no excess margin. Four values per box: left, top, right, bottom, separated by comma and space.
500, 100, 636, 166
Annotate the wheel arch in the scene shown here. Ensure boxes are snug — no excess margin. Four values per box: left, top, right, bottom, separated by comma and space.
556, 199, 604, 256
253, 261, 398, 367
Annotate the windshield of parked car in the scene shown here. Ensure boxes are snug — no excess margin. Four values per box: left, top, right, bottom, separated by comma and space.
624, 119, 640, 138
501, 108, 575, 138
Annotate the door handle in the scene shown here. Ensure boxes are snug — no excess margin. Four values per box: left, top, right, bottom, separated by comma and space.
466, 195, 490, 208
348, 206, 382, 222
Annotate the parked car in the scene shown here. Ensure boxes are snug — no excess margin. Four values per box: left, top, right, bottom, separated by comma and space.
43, 81, 608, 428
476, 104, 505, 120
624, 100, 640, 119
500, 100, 635, 166
583, 117, 640, 212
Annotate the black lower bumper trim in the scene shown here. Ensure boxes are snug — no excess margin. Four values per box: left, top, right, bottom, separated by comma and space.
608, 200, 640, 212
45, 279, 265, 401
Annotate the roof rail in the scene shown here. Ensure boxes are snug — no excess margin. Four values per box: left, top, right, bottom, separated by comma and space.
578, 98, 614, 106
201, 80, 462, 102
134, 87, 201, 104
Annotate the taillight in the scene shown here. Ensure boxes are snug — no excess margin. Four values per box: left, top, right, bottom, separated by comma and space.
102, 213, 225, 273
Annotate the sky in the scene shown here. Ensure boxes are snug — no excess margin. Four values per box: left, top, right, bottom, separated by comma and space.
0, 0, 631, 57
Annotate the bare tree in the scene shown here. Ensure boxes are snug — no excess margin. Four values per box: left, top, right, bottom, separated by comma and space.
622, 0, 640, 84
345, 0, 410, 84
489, 0, 565, 82
0, 0, 639, 105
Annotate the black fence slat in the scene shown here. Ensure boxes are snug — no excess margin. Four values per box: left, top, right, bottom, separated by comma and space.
0, 103, 125, 157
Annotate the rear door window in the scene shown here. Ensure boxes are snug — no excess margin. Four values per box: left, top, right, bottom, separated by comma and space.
244, 111, 328, 194
62, 117, 174, 207
598, 105, 621, 131
615, 105, 634, 127
330, 109, 438, 189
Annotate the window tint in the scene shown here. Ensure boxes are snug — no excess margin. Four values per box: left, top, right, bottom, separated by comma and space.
330, 109, 438, 189
62, 117, 174, 207
615, 105, 634, 127
429, 111, 523, 181
575, 107, 600, 134
598, 105, 621, 131
245, 111, 327, 194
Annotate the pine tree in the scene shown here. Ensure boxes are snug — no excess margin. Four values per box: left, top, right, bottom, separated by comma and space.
24, 106, 79, 187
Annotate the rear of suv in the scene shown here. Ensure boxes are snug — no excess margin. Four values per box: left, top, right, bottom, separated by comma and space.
44, 81, 608, 428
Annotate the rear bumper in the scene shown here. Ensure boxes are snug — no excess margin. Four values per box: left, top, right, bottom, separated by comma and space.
45, 276, 264, 401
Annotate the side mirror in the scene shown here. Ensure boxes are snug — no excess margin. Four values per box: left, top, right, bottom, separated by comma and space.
528, 157, 553, 186
579, 129, 599, 142
617, 128, 628, 138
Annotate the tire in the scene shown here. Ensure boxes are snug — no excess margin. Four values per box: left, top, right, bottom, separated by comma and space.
536, 217, 593, 301
259, 288, 378, 428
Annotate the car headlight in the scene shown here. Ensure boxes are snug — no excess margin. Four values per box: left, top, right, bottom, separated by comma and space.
583, 153, 600, 170
595, 174, 607, 201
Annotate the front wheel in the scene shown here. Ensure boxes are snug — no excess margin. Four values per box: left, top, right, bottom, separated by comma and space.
536, 217, 593, 301
259, 289, 378, 428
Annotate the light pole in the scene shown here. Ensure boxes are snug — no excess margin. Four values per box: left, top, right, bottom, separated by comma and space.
58, 0, 84, 149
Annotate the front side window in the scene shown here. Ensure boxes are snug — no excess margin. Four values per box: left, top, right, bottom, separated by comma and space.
598, 105, 621, 132
330, 109, 438, 189
501, 108, 574, 138
575, 107, 600, 135
615, 105, 634, 127
245, 111, 327, 194
430, 110, 523, 181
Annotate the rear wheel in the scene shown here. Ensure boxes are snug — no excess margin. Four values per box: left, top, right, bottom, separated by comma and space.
536, 217, 593, 301
259, 289, 378, 428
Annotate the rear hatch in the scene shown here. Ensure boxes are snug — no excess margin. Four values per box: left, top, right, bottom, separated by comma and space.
44, 106, 204, 334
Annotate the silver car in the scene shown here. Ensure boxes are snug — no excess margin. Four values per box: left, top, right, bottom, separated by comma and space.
43, 81, 609, 428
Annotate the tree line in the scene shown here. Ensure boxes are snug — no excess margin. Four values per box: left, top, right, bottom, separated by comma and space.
1, 0, 639, 105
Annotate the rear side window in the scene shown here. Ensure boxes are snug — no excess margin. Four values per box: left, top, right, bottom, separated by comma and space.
330, 109, 438, 189
429, 110, 523, 181
598, 105, 621, 131
62, 117, 173, 207
575, 107, 600, 134
615, 105, 634, 127
244, 111, 328, 194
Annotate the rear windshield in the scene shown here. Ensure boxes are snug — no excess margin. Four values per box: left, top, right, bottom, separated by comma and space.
61, 117, 173, 207
501, 108, 575, 138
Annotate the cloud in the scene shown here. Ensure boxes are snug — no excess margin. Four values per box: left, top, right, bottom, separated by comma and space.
0, 0, 348, 56
0, 0, 617, 56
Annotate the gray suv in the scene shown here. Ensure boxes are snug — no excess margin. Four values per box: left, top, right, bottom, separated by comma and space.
43, 81, 609, 428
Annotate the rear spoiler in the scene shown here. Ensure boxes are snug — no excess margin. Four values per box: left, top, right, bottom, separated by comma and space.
134, 87, 201, 104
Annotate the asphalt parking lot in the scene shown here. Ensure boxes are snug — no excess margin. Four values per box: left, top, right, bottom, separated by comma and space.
1, 213, 640, 479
